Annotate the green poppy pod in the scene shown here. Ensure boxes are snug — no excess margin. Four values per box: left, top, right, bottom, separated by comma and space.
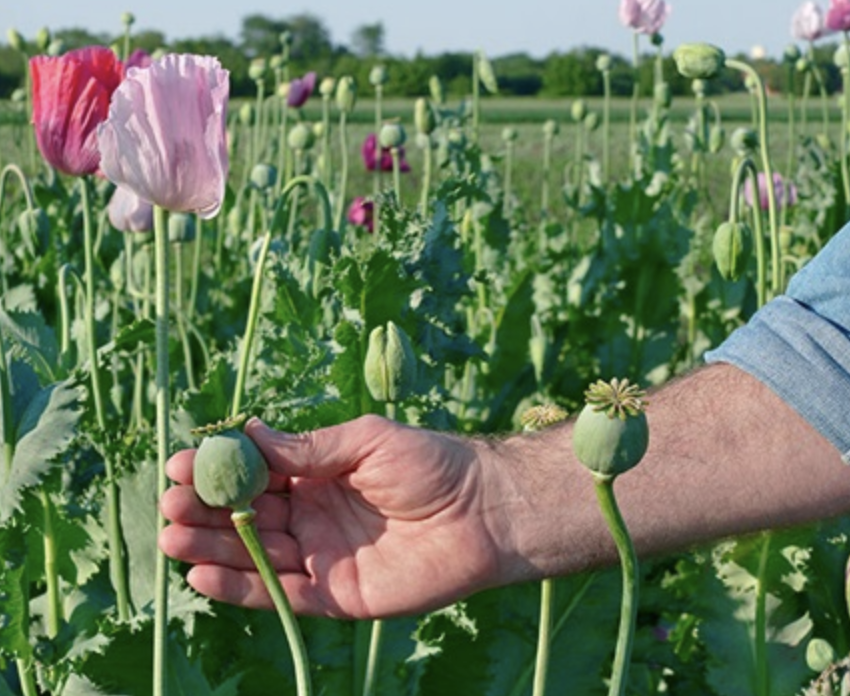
288, 122, 315, 151
193, 430, 270, 512
379, 122, 406, 149
249, 163, 277, 191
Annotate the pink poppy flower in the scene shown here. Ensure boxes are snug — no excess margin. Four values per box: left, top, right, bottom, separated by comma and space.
361, 133, 411, 173
30, 46, 124, 176
618, 0, 671, 35
125, 48, 152, 70
744, 172, 798, 210
347, 196, 374, 232
792, 1, 828, 41
826, 0, 850, 31
97, 53, 229, 219
108, 184, 153, 232
287, 71, 316, 108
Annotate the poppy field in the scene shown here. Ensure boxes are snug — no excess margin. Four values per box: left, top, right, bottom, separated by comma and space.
3, 1, 850, 695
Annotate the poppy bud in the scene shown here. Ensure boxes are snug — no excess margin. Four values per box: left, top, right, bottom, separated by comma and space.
415, 97, 436, 135
712, 220, 752, 281
596, 54, 612, 72
429, 75, 446, 105
477, 51, 498, 93
336, 75, 357, 114
571, 99, 587, 122
379, 122, 406, 149
319, 76, 336, 97
543, 119, 559, 138
673, 43, 726, 80
7, 29, 24, 53
168, 212, 196, 244
364, 321, 417, 403
369, 64, 388, 87
250, 163, 277, 191
288, 122, 315, 151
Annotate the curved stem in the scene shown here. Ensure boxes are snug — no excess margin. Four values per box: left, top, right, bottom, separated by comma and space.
728, 157, 767, 308
602, 69, 611, 183
594, 476, 638, 696
754, 532, 772, 696
232, 510, 312, 696
335, 111, 350, 233
0, 324, 13, 476
725, 59, 779, 298
153, 204, 171, 696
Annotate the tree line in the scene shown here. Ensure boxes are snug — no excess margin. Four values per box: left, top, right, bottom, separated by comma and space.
0, 12, 846, 101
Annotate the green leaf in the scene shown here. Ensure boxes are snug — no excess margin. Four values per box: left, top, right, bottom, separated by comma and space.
0, 522, 31, 659
0, 378, 82, 525
0, 306, 60, 383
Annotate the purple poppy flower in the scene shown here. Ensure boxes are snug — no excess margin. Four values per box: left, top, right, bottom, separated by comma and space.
97, 53, 229, 219
287, 71, 316, 108
619, 0, 671, 35
125, 48, 152, 70
361, 133, 411, 173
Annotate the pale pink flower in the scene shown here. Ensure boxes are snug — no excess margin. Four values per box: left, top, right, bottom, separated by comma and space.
793, 1, 828, 41
108, 184, 153, 232
619, 0, 671, 35
97, 54, 229, 219
744, 172, 798, 210
826, 0, 850, 31
347, 196, 374, 232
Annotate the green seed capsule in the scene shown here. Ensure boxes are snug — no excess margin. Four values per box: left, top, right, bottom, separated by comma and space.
193, 430, 270, 511
673, 43, 726, 80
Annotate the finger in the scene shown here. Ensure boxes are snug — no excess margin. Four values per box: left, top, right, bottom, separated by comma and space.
245, 414, 397, 478
159, 523, 300, 571
167, 447, 288, 492
185, 565, 345, 617
160, 485, 289, 530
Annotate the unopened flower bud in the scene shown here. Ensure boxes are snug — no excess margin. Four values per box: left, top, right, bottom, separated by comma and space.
335, 75, 357, 114
673, 43, 726, 80
796, 56, 810, 73
712, 220, 752, 281
46, 39, 64, 57
17, 207, 49, 249
7, 29, 24, 53
572, 378, 649, 479
35, 27, 50, 53
543, 119, 559, 138
654, 82, 672, 108
596, 54, 612, 72
238, 102, 254, 126
414, 97, 436, 135
379, 122, 406, 149
709, 124, 725, 153
364, 321, 417, 403
806, 637, 835, 674
691, 79, 706, 98
502, 126, 518, 142
477, 50, 498, 93
279, 31, 293, 48
571, 99, 587, 122
836, 44, 850, 71
250, 163, 277, 191
784, 44, 801, 63
319, 76, 336, 97
288, 122, 315, 151
168, 212, 196, 244
248, 58, 267, 82
730, 127, 758, 154
584, 111, 600, 132
429, 75, 446, 105
369, 64, 387, 87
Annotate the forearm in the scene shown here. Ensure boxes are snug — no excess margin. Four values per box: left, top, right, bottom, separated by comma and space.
484, 362, 850, 586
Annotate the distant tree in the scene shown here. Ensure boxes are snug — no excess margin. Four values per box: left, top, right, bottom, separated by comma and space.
131, 30, 167, 54
351, 23, 385, 58
240, 14, 289, 58
283, 13, 334, 61
54, 28, 112, 51
493, 53, 544, 96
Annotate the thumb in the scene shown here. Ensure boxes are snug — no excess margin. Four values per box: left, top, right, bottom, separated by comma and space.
244, 415, 391, 478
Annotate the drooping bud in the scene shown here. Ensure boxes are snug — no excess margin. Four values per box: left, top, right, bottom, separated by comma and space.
415, 97, 436, 135
730, 127, 758, 154
17, 207, 49, 251
364, 321, 417, 403
712, 220, 752, 281
335, 75, 357, 114
572, 378, 649, 479
673, 43, 726, 80
709, 124, 725, 153
477, 50, 499, 93
379, 122, 406, 149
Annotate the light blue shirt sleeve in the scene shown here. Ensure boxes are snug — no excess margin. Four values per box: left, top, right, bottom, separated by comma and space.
704, 222, 850, 463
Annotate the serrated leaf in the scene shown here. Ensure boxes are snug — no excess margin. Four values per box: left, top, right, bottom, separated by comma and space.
0, 306, 60, 382
0, 378, 81, 525
0, 522, 31, 659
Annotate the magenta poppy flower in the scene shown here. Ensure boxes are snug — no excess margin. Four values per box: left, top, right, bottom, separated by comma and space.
618, 0, 671, 35
125, 48, 152, 70
97, 53, 229, 219
287, 71, 316, 108
30, 46, 124, 176
361, 133, 411, 173
744, 172, 798, 210
347, 196, 374, 232
108, 184, 153, 232
792, 1, 828, 40
827, 0, 850, 31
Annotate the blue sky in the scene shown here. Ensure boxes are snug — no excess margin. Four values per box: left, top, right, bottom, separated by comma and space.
7, 1, 831, 61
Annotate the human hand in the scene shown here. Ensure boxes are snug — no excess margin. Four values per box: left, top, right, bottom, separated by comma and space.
159, 415, 511, 618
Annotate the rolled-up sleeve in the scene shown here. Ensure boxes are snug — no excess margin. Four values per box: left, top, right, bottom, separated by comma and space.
704, 223, 850, 463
